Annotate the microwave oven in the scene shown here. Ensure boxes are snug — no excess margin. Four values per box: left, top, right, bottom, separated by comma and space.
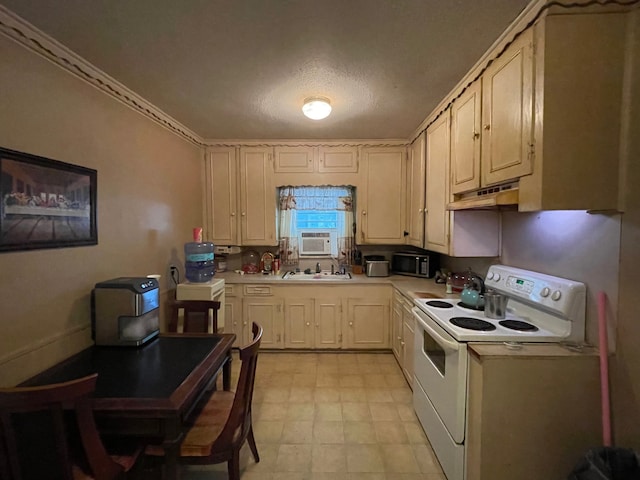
391, 252, 438, 278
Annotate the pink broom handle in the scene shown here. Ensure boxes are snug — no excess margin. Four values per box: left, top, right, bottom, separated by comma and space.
598, 291, 612, 447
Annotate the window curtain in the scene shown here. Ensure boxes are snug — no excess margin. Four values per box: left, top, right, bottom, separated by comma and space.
278, 186, 355, 266
278, 187, 299, 265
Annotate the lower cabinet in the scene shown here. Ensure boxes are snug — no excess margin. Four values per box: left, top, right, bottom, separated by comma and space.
466, 344, 601, 480
243, 296, 284, 348
345, 294, 390, 349
226, 283, 390, 350
392, 288, 415, 387
314, 298, 342, 349
401, 303, 415, 387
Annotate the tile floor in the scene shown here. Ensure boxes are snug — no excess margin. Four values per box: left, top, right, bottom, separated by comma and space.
183, 351, 445, 480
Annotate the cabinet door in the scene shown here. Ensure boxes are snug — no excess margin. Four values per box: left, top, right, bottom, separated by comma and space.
239, 147, 277, 246
401, 305, 415, 388
451, 81, 482, 194
243, 297, 283, 348
407, 133, 426, 247
274, 146, 315, 173
318, 146, 359, 173
345, 298, 390, 349
391, 293, 403, 361
225, 296, 246, 347
284, 298, 314, 348
425, 112, 451, 254
481, 28, 533, 186
314, 298, 342, 349
206, 147, 238, 245
359, 147, 407, 244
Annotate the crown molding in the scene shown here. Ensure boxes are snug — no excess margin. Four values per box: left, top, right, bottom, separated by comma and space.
203, 139, 410, 148
0, 5, 204, 147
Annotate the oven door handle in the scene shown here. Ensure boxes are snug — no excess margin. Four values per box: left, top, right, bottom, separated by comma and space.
413, 309, 460, 352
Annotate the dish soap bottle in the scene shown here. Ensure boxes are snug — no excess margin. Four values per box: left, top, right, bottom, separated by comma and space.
184, 227, 215, 283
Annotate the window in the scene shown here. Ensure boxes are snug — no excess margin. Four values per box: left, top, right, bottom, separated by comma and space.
278, 186, 355, 265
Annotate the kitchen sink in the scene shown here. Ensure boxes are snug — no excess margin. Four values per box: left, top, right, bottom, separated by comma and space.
281, 271, 352, 281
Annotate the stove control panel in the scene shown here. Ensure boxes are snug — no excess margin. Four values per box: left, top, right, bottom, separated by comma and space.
485, 265, 585, 320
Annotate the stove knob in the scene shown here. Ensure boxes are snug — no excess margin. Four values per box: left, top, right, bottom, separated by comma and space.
540, 287, 550, 298
551, 290, 562, 301
487, 272, 494, 280
493, 273, 501, 281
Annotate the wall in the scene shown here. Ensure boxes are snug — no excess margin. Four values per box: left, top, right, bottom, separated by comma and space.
612, 7, 640, 450
501, 210, 621, 348
0, 35, 204, 386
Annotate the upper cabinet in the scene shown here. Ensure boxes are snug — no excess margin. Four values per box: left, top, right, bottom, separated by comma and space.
273, 146, 315, 173
449, 29, 533, 197
205, 147, 238, 245
425, 111, 500, 257
519, 12, 627, 211
446, 9, 629, 212
451, 80, 482, 195
359, 146, 407, 245
481, 28, 534, 187
239, 147, 277, 246
424, 113, 451, 253
319, 146, 359, 173
206, 146, 277, 246
273, 145, 359, 176
406, 133, 426, 247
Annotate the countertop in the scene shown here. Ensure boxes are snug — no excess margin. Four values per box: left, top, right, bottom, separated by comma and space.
214, 270, 455, 302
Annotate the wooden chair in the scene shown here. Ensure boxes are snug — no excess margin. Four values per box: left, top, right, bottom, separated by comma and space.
167, 300, 221, 333
0, 374, 139, 480
146, 322, 263, 480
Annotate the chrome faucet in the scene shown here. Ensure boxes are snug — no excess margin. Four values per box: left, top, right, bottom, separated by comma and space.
316, 262, 321, 273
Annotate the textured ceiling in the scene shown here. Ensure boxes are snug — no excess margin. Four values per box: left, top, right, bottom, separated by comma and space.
2, 0, 530, 140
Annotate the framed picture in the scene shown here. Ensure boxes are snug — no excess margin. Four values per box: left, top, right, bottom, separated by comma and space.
0, 147, 97, 252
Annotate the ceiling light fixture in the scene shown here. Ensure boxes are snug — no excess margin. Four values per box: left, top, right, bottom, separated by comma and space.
302, 96, 332, 120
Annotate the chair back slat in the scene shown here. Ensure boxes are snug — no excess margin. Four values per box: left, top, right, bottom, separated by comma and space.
0, 374, 124, 480
168, 300, 221, 333
213, 322, 262, 451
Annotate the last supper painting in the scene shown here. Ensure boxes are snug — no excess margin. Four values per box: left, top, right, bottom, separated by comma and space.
0, 147, 97, 252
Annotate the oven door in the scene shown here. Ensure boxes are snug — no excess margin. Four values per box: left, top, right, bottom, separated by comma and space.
412, 306, 468, 443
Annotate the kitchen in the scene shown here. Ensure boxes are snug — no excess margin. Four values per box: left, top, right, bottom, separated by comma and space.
0, 0, 639, 479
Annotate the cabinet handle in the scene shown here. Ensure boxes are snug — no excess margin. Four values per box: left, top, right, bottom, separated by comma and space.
483, 124, 490, 131
418, 208, 423, 213
473, 131, 480, 139
241, 212, 246, 216
243, 321, 247, 326
397, 336, 402, 340
316, 323, 319, 328
306, 322, 310, 326
401, 341, 405, 346
349, 321, 354, 327
362, 210, 367, 215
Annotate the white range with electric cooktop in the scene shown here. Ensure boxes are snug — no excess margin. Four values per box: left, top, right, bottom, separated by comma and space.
412, 265, 586, 480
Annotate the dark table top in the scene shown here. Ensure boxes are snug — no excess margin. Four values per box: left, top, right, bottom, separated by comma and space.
21, 334, 235, 417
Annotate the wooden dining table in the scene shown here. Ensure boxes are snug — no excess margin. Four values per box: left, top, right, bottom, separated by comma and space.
21, 333, 236, 480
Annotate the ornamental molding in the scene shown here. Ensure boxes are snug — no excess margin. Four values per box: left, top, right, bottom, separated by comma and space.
0, 5, 204, 147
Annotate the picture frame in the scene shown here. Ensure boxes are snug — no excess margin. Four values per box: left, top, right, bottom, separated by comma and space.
0, 147, 97, 252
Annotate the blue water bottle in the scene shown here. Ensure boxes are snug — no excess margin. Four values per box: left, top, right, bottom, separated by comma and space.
184, 227, 215, 283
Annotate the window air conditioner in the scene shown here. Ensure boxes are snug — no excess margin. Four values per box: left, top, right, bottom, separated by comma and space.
299, 231, 334, 256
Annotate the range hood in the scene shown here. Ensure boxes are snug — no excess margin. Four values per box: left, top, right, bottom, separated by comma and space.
447, 186, 519, 211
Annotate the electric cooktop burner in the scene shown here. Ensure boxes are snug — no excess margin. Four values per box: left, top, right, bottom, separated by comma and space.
457, 301, 485, 312
425, 300, 454, 309
450, 317, 496, 331
499, 320, 539, 332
